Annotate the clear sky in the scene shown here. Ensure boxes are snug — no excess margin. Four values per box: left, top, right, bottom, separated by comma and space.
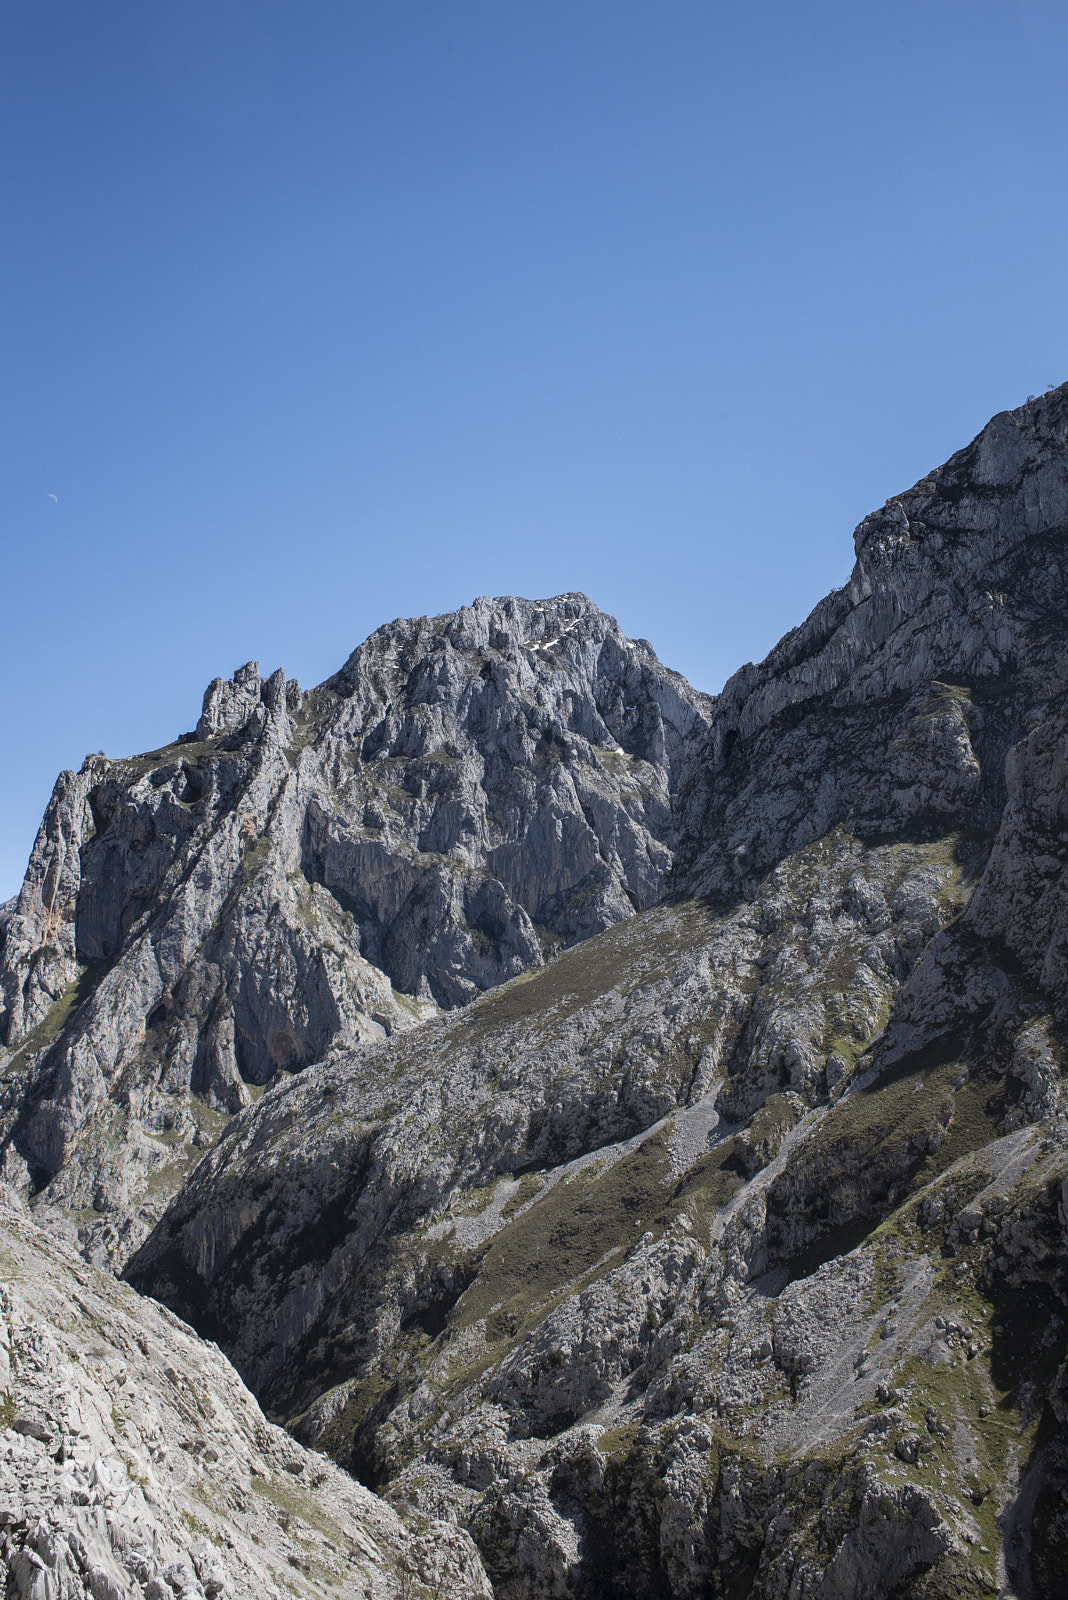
3, 0, 1068, 898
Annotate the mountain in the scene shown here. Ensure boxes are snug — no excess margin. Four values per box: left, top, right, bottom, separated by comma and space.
674, 394, 1068, 903
5, 385, 1068, 1599
126, 386, 1068, 1600
0, 594, 709, 1266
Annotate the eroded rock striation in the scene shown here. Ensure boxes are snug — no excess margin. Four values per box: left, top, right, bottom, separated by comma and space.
122, 389, 1068, 1597
0, 595, 708, 1265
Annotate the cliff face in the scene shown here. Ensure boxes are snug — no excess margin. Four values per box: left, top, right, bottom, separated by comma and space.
673, 389, 1068, 903
7, 387, 1068, 1600
119, 387, 1068, 1599
300, 592, 708, 1001
0, 594, 709, 1265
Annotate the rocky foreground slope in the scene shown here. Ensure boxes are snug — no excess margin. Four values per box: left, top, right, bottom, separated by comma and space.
119, 388, 1068, 1599
0, 1184, 490, 1599
0, 595, 708, 1265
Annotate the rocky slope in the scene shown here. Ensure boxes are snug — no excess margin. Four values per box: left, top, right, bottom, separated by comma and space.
0, 595, 709, 1266
0, 1183, 490, 1600
121, 387, 1068, 1598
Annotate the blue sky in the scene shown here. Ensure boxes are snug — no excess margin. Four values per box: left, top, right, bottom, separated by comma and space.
3, 0, 1068, 898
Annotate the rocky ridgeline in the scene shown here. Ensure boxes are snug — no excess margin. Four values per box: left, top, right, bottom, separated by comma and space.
0, 594, 709, 1266
126, 386, 1068, 1598
674, 387, 1068, 904
4, 386, 1068, 1598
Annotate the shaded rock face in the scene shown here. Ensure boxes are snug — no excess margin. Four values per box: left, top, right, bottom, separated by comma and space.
967, 696, 1068, 1014
126, 386, 1068, 1599
0, 596, 709, 1265
673, 388, 1068, 904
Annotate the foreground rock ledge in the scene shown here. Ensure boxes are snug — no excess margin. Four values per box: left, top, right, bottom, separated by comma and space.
0, 1186, 490, 1600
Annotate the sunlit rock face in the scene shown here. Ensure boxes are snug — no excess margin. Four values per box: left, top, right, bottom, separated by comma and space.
125, 389, 1068, 1598
0, 1184, 492, 1600
5, 386, 1068, 1599
0, 592, 709, 1264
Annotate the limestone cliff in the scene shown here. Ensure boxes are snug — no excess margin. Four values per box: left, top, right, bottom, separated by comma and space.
674, 386, 1068, 904
0, 1184, 490, 1600
0, 595, 709, 1266
126, 384, 1068, 1599
7, 386, 1068, 1599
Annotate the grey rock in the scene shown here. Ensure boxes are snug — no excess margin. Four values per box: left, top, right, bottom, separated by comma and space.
968, 693, 1068, 1013
0, 595, 709, 1265
127, 385, 1068, 1600
673, 387, 1068, 904
195, 660, 274, 741
19, 387, 1068, 1599
0, 1184, 490, 1600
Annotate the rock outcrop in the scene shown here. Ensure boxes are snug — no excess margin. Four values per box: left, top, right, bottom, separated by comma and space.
0, 1184, 490, 1600
0, 597, 709, 1266
673, 386, 1068, 904
126, 390, 1068, 1596
5, 386, 1068, 1597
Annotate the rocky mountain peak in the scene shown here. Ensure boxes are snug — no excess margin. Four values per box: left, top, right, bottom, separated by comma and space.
6, 389, 1068, 1599
0, 595, 709, 1266
327, 590, 693, 777
337, 591, 609, 676
121, 388, 1068, 1600
195, 659, 303, 742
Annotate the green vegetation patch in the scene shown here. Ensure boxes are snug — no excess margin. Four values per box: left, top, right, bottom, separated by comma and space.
595, 1420, 643, 1459
242, 837, 273, 876
500, 1172, 542, 1220
807, 1037, 1001, 1185
4, 960, 111, 1078
448, 1181, 499, 1220
907, 1074, 1009, 1196
466, 923, 499, 961
463, 902, 718, 1037
670, 1138, 744, 1232
775, 1029, 1009, 1281
251, 1469, 348, 1546
114, 735, 224, 781
453, 1132, 676, 1343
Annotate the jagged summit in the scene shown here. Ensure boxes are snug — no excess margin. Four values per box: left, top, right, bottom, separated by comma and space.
335, 591, 633, 681
194, 656, 303, 741
0, 595, 709, 1265
6, 390, 1068, 1598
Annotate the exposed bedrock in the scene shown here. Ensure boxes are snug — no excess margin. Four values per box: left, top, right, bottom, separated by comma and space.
0, 1185, 491, 1600
673, 386, 1068, 904
126, 385, 1068, 1598
0, 598, 709, 1265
